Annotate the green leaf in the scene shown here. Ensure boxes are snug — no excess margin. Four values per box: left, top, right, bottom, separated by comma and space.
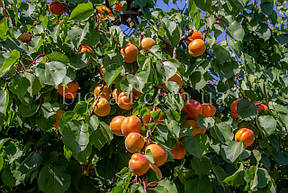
1, 168, 16, 187
35, 62, 67, 87
196, 115, 215, 131
70, 2, 94, 20
9, 77, 30, 97
18, 152, 41, 174
184, 176, 212, 193
214, 122, 234, 143
60, 121, 90, 155
38, 162, 71, 193
273, 151, 288, 166
224, 164, 245, 187
73, 101, 88, 115
154, 179, 178, 193
0, 17, 8, 40
221, 141, 244, 163
184, 135, 208, 159
258, 115, 277, 137
23, 72, 43, 96
237, 100, 258, 119
251, 168, 268, 190
0, 50, 20, 77
213, 45, 230, 64
0, 87, 9, 114
104, 63, 123, 86
228, 21, 245, 41
48, 52, 70, 64
91, 121, 113, 150
162, 18, 181, 47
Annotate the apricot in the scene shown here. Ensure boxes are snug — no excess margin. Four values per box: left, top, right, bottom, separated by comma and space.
168, 72, 183, 89
188, 39, 206, 57
93, 84, 111, 100
230, 99, 240, 118
78, 45, 94, 54
58, 82, 79, 99
145, 144, 168, 167
48, 1, 66, 15
53, 109, 65, 130
182, 99, 202, 120
171, 141, 186, 160
235, 128, 255, 147
142, 107, 163, 124
121, 115, 142, 136
148, 163, 162, 181
201, 104, 216, 117
121, 43, 139, 63
109, 116, 125, 136
117, 92, 133, 110
125, 132, 145, 153
141, 37, 156, 51
181, 120, 206, 137
18, 33, 33, 43
128, 153, 150, 176
112, 89, 119, 101
113, 3, 123, 11
180, 88, 187, 100
93, 98, 111, 117
254, 102, 268, 113
100, 65, 105, 78
132, 89, 142, 99
185, 31, 203, 44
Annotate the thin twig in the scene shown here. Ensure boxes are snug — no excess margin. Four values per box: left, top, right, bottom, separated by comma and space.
173, 29, 194, 58
139, 32, 145, 50
234, 75, 246, 99
89, 84, 105, 116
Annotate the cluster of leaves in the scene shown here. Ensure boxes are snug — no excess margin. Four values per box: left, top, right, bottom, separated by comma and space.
0, 0, 287, 193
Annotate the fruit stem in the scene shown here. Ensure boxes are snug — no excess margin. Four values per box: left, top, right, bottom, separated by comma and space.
173, 29, 194, 58
89, 83, 105, 116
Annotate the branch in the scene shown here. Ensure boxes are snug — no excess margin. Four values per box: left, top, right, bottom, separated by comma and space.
173, 29, 194, 58
89, 84, 105, 116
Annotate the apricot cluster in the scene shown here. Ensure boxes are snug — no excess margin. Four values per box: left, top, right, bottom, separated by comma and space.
187, 31, 206, 57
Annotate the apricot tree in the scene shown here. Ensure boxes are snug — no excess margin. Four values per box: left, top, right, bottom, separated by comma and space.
0, 0, 288, 193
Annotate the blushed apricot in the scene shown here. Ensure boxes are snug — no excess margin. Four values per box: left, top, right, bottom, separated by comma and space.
201, 104, 216, 117
145, 144, 168, 167
117, 92, 133, 110
93, 84, 111, 100
77, 45, 94, 54
254, 102, 269, 113
181, 120, 206, 137
141, 37, 156, 51
235, 128, 255, 147
57, 82, 79, 99
142, 107, 163, 124
113, 3, 123, 11
121, 43, 139, 63
171, 142, 186, 160
129, 153, 150, 176
121, 115, 142, 136
125, 132, 145, 153
93, 98, 111, 117
109, 116, 125, 136
182, 99, 202, 120
230, 99, 240, 118
188, 39, 206, 57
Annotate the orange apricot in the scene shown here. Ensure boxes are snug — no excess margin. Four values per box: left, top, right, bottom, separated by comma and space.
121, 43, 139, 63
125, 132, 145, 153
57, 82, 79, 99
129, 153, 150, 176
77, 45, 94, 54
188, 39, 206, 57
182, 99, 202, 120
235, 128, 255, 147
254, 102, 269, 113
145, 144, 168, 167
121, 115, 142, 136
142, 107, 163, 124
113, 3, 123, 11
109, 116, 126, 136
53, 109, 65, 130
93, 98, 111, 117
112, 88, 119, 101
230, 99, 240, 118
201, 104, 216, 117
100, 65, 105, 78
93, 84, 111, 100
141, 37, 156, 51
117, 92, 133, 110
171, 142, 186, 160
48, 1, 66, 15
181, 120, 206, 137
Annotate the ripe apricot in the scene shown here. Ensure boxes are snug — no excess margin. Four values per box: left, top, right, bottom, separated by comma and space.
129, 153, 150, 176
254, 102, 269, 113
93, 98, 111, 117
94, 84, 111, 100
48, 1, 66, 15
181, 120, 206, 137
188, 39, 206, 57
53, 109, 65, 130
185, 31, 203, 44
112, 89, 119, 101
121, 43, 139, 63
18, 33, 32, 43
201, 104, 216, 117
230, 99, 240, 118
142, 107, 163, 124
171, 142, 186, 160
145, 144, 168, 167
235, 128, 255, 147
113, 3, 123, 11
121, 115, 142, 136
168, 72, 183, 89
109, 116, 125, 136
141, 37, 156, 51
77, 45, 94, 54
125, 132, 145, 153
117, 92, 133, 110
58, 82, 79, 99
100, 65, 105, 78
182, 99, 202, 120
